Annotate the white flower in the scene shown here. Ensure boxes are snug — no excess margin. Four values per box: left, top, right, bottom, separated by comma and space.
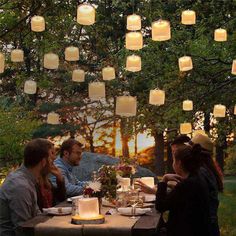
87, 181, 101, 192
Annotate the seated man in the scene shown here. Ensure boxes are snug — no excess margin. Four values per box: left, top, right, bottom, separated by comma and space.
0, 138, 52, 236
50, 139, 87, 197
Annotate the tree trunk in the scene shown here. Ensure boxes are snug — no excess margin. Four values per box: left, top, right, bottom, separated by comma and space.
120, 118, 130, 158
167, 141, 174, 173
204, 111, 210, 132
89, 137, 95, 153
153, 131, 165, 176
216, 137, 227, 172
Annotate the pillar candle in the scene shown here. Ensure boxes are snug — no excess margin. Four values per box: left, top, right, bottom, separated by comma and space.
24, 80, 37, 94
181, 10, 196, 25
149, 89, 165, 105
88, 82, 105, 100
152, 20, 171, 41
183, 100, 193, 111
127, 14, 141, 31
72, 69, 85, 82
102, 66, 115, 80
126, 55, 141, 72
78, 198, 99, 218
31, 16, 45, 32
116, 95, 137, 117
43, 53, 59, 69
179, 56, 193, 71
0, 53, 5, 73
180, 123, 192, 134
77, 4, 95, 26
213, 104, 226, 117
11, 49, 24, 62
65, 46, 79, 61
125, 32, 143, 50
214, 28, 227, 42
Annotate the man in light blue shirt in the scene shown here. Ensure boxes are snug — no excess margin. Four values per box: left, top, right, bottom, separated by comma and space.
50, 139, 87, 197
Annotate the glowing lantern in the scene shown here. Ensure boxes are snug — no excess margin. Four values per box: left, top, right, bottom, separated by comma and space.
43, 53, 59, 69
47, 112, 60, 125
31, 16, 45, 32
125, 32, 143, 50
234, 105, 236, 115
119, 178, 131, 191
65, 47, 79, 61
183, 100, 193, 111
213, 104, 226, 118
181, 10, 196, 25
78, 198, 99, 218
152, 20, 171, 41
116, 95, 137, 117
214, 29, 227, 42
141, 177, 155, 188
0, 53, 5, 73
149, 89, 165, 105
24, 80, 37, 94
231, 60, 236, 75
179, 56, 193, 71
72, 69, 85, 82
127, 14, 141, 31
126, 55, 141, 72
180, 123, 192, 134
11, 49, 24, 62
89, 82, 105, 100
77, 4, 95, 26
102, 66, 115, 81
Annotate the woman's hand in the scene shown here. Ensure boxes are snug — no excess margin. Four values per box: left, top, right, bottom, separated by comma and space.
162, 174, 183, 184
134, 180, 157, 194
50, 164, 64, 182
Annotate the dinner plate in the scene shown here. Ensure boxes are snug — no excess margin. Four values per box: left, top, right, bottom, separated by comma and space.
43, 207, 72, 216
118, 207, 151, 216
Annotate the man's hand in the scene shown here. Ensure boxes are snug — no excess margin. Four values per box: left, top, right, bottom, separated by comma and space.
162, 174, 183, 184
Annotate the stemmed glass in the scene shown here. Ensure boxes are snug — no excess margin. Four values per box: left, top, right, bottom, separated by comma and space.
129, 190, 139, 219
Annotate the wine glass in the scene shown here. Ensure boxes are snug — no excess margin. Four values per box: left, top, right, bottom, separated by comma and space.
129, 190, 139, 219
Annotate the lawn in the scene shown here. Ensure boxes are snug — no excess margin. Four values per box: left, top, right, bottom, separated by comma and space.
219, 176, 236, 236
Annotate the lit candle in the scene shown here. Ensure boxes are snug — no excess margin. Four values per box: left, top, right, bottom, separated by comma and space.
214, 28, 227, 42
183, 100, 193, 111
78, 198, 99, 219
116, 95, 137, 117
47, 112, 60, 125
180, 123, 192, 134
11, 49, 24, 62
65, 46, 79, 61
126, 55, 141, 72
181, 10, 196, 25
0, 53, 5, 73
72, 69, 85, 82
231, 60, 236, 75
102, 66, 115, 80
24, 80, 37, 94
141, 177, 155, 188
127, 14, 141, 31
125, 32, 143, 50
43, 53, 59, 69
179, 56, 193, 71
77, 4, 95, 26
213, 104, 226, 117
152, 20, 171, 41
31, 16, 45, 32
88, 82, 105, 100
149, 89, 165, 105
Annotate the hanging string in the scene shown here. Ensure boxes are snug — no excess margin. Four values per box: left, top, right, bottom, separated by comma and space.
132, 0, 135, 14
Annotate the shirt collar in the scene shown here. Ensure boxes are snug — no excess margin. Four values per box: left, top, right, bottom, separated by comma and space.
60, 158, 73, 172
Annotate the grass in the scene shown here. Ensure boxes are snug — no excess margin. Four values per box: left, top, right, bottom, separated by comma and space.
219, 176, 236, 236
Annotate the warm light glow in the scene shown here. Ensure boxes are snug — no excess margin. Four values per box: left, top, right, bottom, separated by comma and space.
214, 28, 227, 42
24, 80, 37, 94
77, 4, 95, 25
88, 82, 106, 100
183, 100, 193, 111
149, 89, 165, 105
43, 53, 59, 69
126, 55, 141, 72
152, 20, 171, 41
126, 32, 143, 50
116, 96, 137, 117
181, 10, 196, 25
78, 198, 99, 218
213, 104, 226, 118
72, 69, 85, 82
47, 112, 60, 125
127, 14, 141, 31
180, 123, 192, 134
65, 46, 79, 61
102, 66, 115, 80
31, 16, 45, 32
231, 60, 236, 75
11, 49, 24, 62
0, 53, 5, 73
179, 56, 193, 71
141, 177, 155, 188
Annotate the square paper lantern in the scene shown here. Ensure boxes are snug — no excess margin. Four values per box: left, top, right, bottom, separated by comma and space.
116, 95, 137, 117
31, 16, 45, 32
180, 123, 192, 134
140, 177, 155, 188
77, 4, 95, 26
214, 29, 227, 42
72, 69, 85, 82
126, 55, 141, 72
183, 100, 193, 111
43, 53, 59, 69
125, 32, 143, 50
65, 47, 79, 61
24, 80, 37, 94
179, 56, 193, 71
149, 89, 165, 105
231, 60, 236, 75
11, 49, 24, 62
102, 66, 115, 80
181, 10, 196, 25
152, 20, 171, 41
127, 14, 141, 31
47, 112, 60, 125
78, 198, 99, 219
213, 104, 226, 118
0, 53, 5, 73
89, 82, 105, 100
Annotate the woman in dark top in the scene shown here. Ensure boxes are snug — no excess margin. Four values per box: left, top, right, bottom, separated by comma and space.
37, 144, 66, 211
156, 144, 210, 236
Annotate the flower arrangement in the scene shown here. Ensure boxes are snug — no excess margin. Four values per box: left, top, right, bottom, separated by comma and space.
116, 156, 136, 178
83, 181, 102, 198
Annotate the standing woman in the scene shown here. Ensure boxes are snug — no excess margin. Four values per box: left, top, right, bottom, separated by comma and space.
37, 143, 66, 211
156, 144, 210, 236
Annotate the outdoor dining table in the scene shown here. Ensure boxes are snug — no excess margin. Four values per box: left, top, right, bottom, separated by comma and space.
21, 202, 161, 236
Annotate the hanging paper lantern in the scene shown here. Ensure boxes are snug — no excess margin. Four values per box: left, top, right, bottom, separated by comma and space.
214, 28, 227, 42
180, 123, 192, 134
183, 100, 193, 111
127, 14, 141, 31
47, 112, 60, 125
88, 82, 105, 100
72, 69, 85, 82
31, 16, 45, 32
24, 80, 37, 94
0, 53, 5, 73
152, 20, 171, 41
181, 10, 196, 25
213, 104, 226, 118
125, 32, 143, 50
179, 56, 193, 71
149, 89, 165, 105
43, 53, 59, 69
231, 60, 236, 75
234, 105, 236, 115
65, 47, 79, 61
77, 4, 95, 26
102, 66, 115, 81
193, 130, 206, 137
116, 95, 137, 117
126, 55, 141, 72
11, 49, 24, 62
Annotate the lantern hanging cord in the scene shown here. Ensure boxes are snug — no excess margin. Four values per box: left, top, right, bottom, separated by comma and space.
132, 0, 135, 14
